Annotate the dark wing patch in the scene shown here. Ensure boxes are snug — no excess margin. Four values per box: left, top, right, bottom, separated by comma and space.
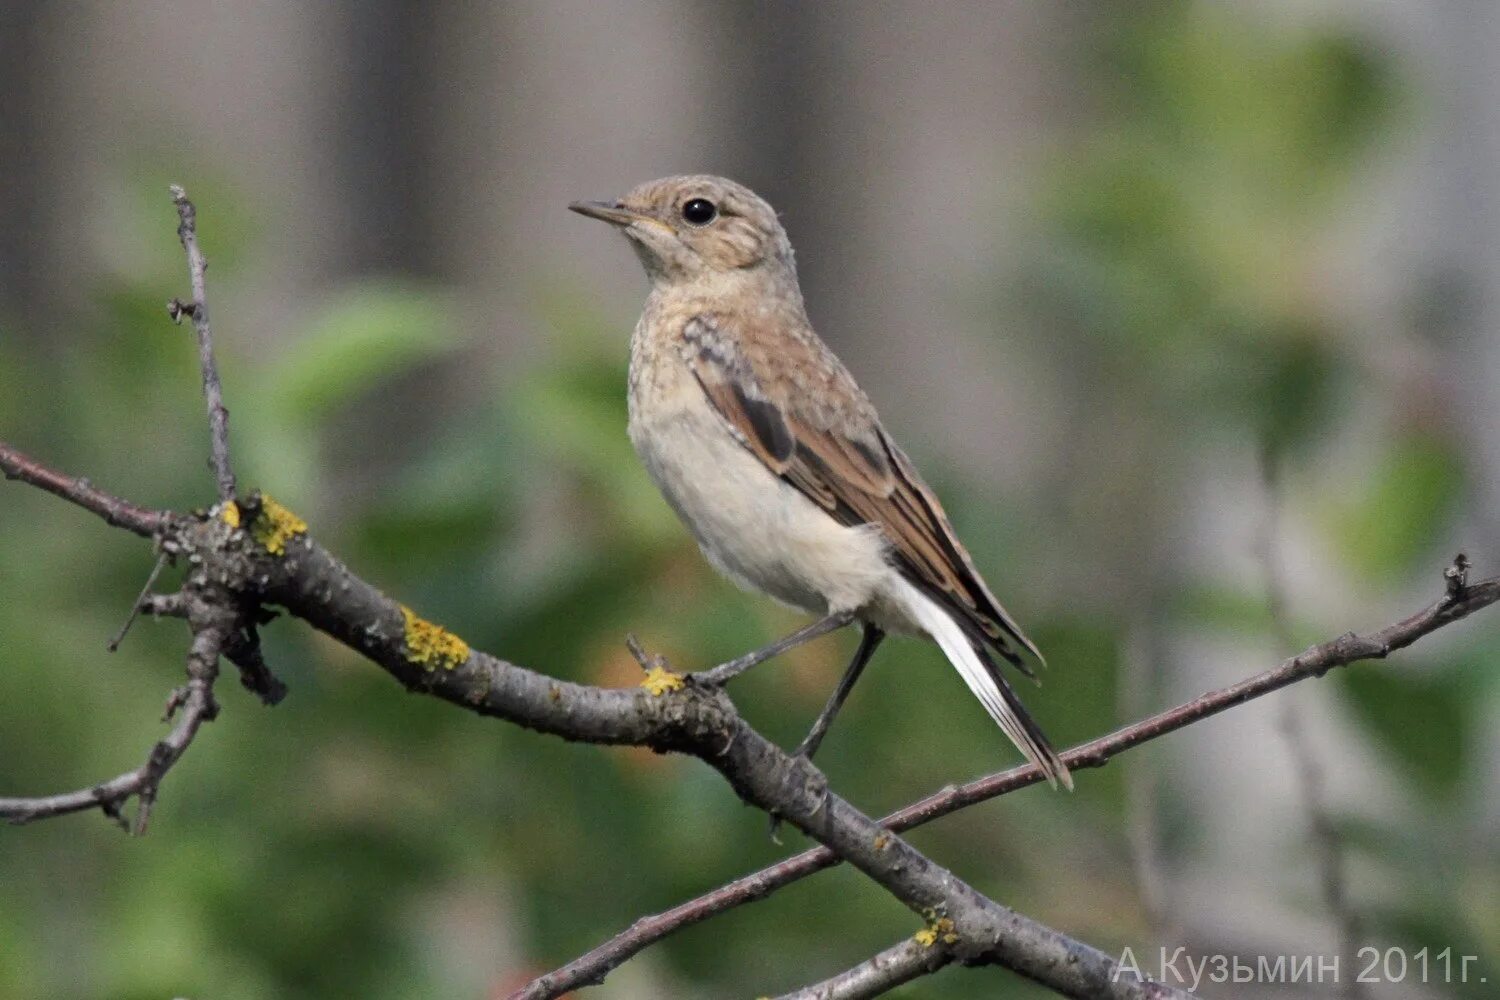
733, 381, 796, 464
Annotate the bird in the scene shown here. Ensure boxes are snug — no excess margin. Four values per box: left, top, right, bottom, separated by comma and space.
569, 175, 1070, 789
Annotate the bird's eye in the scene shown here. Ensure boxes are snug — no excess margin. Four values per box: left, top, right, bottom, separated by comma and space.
681, 198, 718, 226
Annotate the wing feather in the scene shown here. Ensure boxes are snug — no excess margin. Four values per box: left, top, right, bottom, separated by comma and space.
683, 313, 1043, 670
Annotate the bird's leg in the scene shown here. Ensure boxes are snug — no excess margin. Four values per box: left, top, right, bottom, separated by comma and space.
767, 625, 886, 843
792, 625, 885, 762
697, 611, 855, 686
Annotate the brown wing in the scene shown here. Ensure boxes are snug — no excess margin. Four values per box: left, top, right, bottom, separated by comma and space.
683, 314, 1043, 670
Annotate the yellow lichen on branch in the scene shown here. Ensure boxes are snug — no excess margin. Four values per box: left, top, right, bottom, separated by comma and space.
250, 496, 307, 555
221, 495, 308, 556
640, 666, 684, 696
915, 915, 957, 947
401, 605, 470, 671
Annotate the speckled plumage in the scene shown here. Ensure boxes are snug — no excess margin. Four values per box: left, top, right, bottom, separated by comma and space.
571, 175, 1069, 787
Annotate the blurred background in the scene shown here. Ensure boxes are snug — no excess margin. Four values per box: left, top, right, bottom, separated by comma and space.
2, 3, 1498, 998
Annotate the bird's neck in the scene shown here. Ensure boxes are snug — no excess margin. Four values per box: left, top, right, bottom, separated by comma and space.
644, 267, 808, 327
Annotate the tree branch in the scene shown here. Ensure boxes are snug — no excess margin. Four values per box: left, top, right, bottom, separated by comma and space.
2, 445, 1184, 999
772, 936, 954, 1000
1, 185, 269, 829
532, 558, 1500, 996
6, 186, 1495, 1000
170, 184, 236, 503
0, 440, 165, 537
0, 619, 222, 832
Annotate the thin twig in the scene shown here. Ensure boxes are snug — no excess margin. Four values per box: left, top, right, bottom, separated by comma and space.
169, 185, 287, 705
107, 553, 169, 652
527, 557, 1499, 997
170, 184, 236, 502
772, 937, 955, 1000
0, 625, 223, 831
0, 440, 165, 538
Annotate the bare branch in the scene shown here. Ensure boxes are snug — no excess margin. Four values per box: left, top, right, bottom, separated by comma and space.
772, 937, 954, 1000
0, 440, 165, 537
10, 429, 1492, 996
170, 184, 236, 502
223, 620, 288, 706
6, 189, 1496, 1000
0, 623, 222, 831
107, 553, 169, 652
3, 186, 277, 831
534, 557, 1500, 995
263, 523, 1179, 999
1, 445, 1179, 999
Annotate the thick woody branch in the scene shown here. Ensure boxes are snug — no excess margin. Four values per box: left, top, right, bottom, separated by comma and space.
536, 558, 1500, 995
773, 937, 955, 1000
255, 515, 1179, 999
0, 450, 1179, 1000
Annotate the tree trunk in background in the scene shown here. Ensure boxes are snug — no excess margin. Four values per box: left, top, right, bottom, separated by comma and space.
0, 2, 54, 344
327, 0, 441, 280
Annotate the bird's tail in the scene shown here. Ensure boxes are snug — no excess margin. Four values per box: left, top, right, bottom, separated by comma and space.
891, 578, 1072, 790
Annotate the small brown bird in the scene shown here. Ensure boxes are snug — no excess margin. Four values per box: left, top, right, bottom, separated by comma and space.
571, 175, 1070, 788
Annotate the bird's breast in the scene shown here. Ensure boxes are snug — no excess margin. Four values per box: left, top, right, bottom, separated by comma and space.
627, 347, 893, 617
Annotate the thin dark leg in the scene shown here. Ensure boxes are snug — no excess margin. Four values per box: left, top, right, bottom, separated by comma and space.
766, 625, 886, 843
697, 611, 855, 686
793, 625, 885, 761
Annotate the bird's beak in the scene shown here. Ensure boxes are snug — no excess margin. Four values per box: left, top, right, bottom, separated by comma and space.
568, 200, 646, 227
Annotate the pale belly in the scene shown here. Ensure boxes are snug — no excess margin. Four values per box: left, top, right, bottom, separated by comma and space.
629, 388, 896, 619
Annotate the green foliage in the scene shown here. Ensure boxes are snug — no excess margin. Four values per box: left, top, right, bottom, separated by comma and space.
1337, 661, 1478, 801
1030, 5, 1396, 459
260, 285, 457, 423
235, 284, 460, 501
1323, 431, 1466, 580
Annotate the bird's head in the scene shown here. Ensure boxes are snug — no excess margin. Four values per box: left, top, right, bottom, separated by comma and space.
570, 175, 795, 286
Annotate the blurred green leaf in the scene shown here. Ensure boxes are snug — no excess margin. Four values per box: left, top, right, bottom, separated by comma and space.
260, 284, 456, 422
510, 353, 681, 546
1174, 584, 1276, 635
1337, 663, 1473, 800
1324, 431, 1464, 579
1239, 323, 1345, 460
